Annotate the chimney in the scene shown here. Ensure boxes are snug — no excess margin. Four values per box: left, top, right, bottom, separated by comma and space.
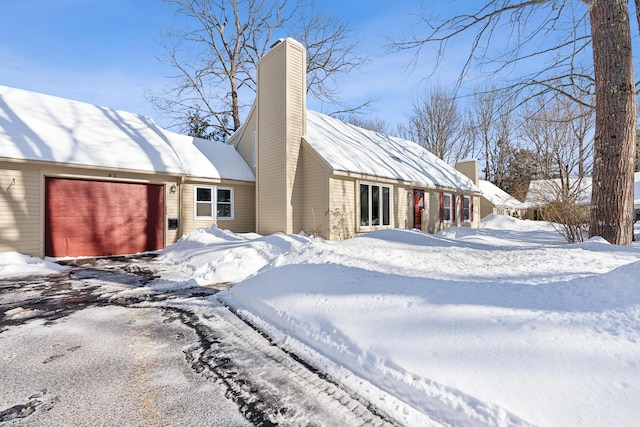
255, 38, 307, 235
455, 159, 480, 186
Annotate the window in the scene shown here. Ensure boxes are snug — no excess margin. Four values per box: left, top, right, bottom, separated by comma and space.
195, 186, 214, 219
194, 186, 234, 220
216, 187, 233, 219
463, 195, 471, 221
360, 183, 391, 227
441, 192, 453, 222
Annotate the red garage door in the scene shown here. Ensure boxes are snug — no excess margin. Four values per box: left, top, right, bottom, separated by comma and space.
45, 178, 164, 257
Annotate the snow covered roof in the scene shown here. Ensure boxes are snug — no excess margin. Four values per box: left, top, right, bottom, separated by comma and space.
525, 173, 640, 207
0, 85, 254, 182
304, 111, 479, 192
167, 131, 255, 182
478, 180, 527, 209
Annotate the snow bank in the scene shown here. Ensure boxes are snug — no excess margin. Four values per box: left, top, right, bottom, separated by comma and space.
0, 252, 69, 279
212, 224, 640, 426
159, 225, 314, 285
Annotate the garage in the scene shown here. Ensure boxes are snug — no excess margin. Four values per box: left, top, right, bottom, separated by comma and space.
45, 178, 164, 257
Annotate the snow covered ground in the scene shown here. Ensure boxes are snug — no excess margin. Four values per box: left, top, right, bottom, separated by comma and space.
3, 215, 640, 426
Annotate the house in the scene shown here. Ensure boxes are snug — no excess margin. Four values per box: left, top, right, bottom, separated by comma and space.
1, 38, 480, 258
478, 180, 527, 218
228, 38, 481, 240
524, 173, 640, 220
0, 85, 255, 258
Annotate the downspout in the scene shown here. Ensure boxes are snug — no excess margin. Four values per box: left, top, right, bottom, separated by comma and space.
178, 175, 185, 239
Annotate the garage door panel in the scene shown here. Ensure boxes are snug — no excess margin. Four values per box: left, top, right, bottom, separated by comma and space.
45, 178, 164, 257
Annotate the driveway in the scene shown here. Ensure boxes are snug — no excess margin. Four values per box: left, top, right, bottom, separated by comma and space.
0, 257, 395, 426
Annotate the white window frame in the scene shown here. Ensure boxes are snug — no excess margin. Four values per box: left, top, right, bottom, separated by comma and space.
216, 187, 234, 220
194, 185, 215, 220
359, 182, 393, 229
194, 185, 234, 220
463, 195, 471, 222
442, 192, 453, 222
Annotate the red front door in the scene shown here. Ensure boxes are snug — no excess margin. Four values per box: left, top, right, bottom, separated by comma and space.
413, 189, 425, 230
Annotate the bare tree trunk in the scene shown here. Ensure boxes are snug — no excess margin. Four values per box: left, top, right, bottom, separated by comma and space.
588, 0, 636, 245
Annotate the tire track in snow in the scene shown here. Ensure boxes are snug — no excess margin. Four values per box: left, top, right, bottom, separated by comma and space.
164, 299, 397, 426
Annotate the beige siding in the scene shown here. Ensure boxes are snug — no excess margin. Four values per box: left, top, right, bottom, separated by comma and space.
256, 44, 288, 235
288, 46, 307, 234
328, 176, 356, 240
231, 105, 258, 175
181, 181, 255, 235
0, 163, 41, 256
424, 190, 442, 234
228, 183, 256, 232
299, 144, 330, 237
480, 196, 495, 219
394, 184, 413, 230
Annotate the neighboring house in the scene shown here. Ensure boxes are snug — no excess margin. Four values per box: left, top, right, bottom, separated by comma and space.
478, 180, 527, 218
0, 85, 255, 258
524, 173, 640, 220
1, 37, 481, 258
228, 38, 481, 240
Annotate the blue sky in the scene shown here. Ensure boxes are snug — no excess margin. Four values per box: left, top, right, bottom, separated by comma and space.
0, 1, 601, 131
0, 0, 454, 129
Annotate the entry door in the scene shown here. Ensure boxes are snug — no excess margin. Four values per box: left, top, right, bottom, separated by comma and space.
413, 189, 425, 230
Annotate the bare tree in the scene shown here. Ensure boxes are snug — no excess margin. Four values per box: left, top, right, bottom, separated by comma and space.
290, 5, 367, 107
400, 85, 471, 164
339, 115, 390, 134
394, 0, 636, 245
467, 86, 515, 183
151, 0, 367, 140
520, 94, 594, 242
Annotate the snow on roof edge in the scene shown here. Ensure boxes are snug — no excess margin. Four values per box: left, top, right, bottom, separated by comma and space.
0, 84, 253, 182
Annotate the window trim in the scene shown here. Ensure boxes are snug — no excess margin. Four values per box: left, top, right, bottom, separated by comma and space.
194, 185, 234, 220
462, 195, 471, 222
441, 192, 453, 223
194, 185, 215, 220
359, 182, 393, 229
